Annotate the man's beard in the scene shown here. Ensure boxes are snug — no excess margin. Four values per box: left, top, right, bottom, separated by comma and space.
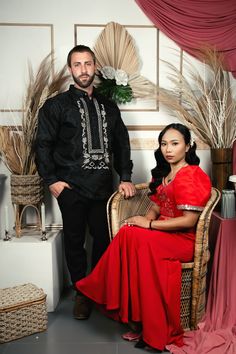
72, 73, 95, 89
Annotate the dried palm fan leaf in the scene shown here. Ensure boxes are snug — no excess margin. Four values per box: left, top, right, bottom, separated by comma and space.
94, 22, 140, 75
129, 74, 157, 98
93, 22, 155, 102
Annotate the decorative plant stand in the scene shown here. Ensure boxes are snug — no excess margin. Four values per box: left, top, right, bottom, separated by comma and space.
10, 175, 44, 237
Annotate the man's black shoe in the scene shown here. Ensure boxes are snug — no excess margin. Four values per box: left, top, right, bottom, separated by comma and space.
73, 293, 92, 320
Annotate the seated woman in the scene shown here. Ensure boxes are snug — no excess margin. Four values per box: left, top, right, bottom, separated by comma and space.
76, 123, 211, 352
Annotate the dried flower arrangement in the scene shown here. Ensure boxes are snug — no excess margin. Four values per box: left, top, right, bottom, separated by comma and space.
158, 47, 236, 149
96, 66, 133, 104
93, 22, 155, 104
0, 54, 69, 175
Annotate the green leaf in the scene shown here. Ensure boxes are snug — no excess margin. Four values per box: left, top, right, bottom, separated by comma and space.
96, 78, 133, 104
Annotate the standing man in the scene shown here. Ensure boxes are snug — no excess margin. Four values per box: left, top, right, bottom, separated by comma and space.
35, 45, 135, 320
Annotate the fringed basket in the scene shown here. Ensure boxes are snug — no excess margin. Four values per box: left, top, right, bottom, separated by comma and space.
10, 174, 44, 205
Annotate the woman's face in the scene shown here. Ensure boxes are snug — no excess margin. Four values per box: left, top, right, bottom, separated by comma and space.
160, 128, 189, 165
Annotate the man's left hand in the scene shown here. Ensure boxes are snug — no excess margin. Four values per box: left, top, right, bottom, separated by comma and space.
119, 181, 136, 199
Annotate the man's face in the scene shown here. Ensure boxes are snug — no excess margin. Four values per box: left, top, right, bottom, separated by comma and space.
69, 51, 96, 90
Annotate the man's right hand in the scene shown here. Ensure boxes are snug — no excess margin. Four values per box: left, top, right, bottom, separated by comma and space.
49, 181, 71, 198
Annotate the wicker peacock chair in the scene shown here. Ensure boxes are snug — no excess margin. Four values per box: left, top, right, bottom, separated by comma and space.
106, 183, 220, 330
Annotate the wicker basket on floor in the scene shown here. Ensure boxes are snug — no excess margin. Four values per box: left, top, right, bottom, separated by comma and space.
0, 283, 47, 343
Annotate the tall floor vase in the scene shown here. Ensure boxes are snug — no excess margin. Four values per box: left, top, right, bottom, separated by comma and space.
211, 148, 232, 196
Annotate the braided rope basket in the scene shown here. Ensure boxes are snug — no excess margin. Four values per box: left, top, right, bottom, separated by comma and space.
10, 175, 44, 205
0, 283, 47, 343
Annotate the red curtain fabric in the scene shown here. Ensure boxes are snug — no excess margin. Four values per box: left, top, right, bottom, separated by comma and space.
135, 0, 236, 78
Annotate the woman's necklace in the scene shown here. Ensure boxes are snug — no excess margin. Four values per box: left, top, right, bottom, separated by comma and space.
166, 162, 188, 183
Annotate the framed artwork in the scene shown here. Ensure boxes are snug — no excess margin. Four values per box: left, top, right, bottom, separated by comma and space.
0, 23, 54, 112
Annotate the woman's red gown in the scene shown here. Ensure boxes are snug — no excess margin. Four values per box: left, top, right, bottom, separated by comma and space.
76, 165, 211, 350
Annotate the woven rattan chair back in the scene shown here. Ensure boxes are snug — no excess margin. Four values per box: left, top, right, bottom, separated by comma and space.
107, 183, 220, 330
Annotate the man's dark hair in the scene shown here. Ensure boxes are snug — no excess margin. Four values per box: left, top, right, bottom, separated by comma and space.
67, 45, 96, 67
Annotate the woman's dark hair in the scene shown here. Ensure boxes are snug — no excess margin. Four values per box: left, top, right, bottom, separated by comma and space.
67, 45, 96, 67
149, 123, 200, 195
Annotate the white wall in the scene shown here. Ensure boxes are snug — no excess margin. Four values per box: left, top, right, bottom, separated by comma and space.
0, 0, 212, 236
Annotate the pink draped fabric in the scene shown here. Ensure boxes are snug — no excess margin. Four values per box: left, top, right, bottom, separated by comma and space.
233, 140, 236, 175
135, 0, 236, 78
166, 212, 236, 354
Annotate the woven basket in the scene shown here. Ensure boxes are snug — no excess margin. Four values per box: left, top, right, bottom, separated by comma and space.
0, 283, 47, 343
10, 175, 44, 205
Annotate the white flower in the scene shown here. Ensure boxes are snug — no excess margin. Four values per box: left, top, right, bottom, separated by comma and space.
115, 69, 128, 86
100, 66, 116, 80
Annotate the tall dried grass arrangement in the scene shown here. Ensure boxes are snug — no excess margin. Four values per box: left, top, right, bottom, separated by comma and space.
0, 127, 23, 174
158, 47, 236, 148
0, 54, 69, 175
93, 21, 155, 100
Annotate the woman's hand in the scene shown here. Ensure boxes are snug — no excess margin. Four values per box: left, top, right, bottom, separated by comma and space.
125, 216, 150, 229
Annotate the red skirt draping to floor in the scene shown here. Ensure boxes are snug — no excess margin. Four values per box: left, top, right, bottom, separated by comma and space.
167, 212, 236, 354
77, 224, 196, 350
